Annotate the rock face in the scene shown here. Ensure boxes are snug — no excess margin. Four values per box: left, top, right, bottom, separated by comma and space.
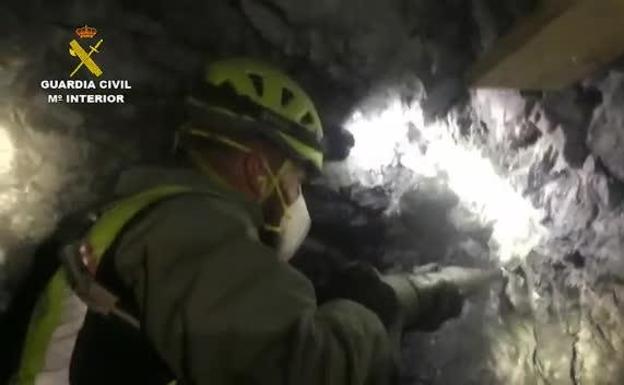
466, 85, 624, 385
320, 74, 624, 384
3, 0, 624, 384
588, 71, 624, 181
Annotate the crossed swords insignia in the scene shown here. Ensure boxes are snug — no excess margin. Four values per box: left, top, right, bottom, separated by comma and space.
69, 39, 104, 77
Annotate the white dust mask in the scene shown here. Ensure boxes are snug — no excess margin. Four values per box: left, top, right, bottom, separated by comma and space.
275, 193, 311, 261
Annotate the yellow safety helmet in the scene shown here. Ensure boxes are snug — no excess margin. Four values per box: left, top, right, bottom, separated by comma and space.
179, 58, 324, 173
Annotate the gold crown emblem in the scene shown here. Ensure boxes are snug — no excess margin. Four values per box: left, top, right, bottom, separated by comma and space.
75, 25, 97, 39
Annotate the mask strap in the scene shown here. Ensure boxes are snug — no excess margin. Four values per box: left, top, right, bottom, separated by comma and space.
259, 160, 289, 204
259, 161, 293, 234
182, 126, 294, 233
187, 149, 230, 188
183, 127, 253, 153
263, 224, 282, 233
182, 127, 255, 189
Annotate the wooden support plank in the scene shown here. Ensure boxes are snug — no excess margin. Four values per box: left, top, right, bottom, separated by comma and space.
469, 0, 624, 90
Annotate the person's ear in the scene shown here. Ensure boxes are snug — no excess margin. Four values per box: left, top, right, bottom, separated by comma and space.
243, 151, 267, 201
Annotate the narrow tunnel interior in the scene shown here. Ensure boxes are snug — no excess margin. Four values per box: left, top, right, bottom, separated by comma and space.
2, 1, 624, 384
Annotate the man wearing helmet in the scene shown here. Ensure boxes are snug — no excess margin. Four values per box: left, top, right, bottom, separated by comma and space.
8, 58, 463, 385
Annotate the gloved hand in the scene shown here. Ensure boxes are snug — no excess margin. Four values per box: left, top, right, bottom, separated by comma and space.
382, 264, 465, 332
406, 279, 463, 332
317, 262, 401, 333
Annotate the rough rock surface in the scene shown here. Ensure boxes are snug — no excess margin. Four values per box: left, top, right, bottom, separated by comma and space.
3, 1, 624, 385
465, 85, 624, 384
318, 73, 624, 384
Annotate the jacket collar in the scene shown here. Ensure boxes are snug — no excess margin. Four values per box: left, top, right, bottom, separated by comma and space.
114, 166, 263, 227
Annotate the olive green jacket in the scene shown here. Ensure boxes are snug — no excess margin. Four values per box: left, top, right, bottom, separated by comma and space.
107, 167, 395, 385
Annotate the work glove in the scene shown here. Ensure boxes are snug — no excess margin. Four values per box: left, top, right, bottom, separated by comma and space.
406, 279, 463, 332
382, 264, 465, 332
317, 261, 401, 333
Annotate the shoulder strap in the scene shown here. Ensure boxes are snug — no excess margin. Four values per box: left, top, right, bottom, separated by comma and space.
62, 185, 197, 329
88, 185, 195, 261
12, 185, 202, 385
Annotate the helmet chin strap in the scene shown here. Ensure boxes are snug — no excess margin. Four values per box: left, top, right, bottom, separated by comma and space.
187, 149, 230, 188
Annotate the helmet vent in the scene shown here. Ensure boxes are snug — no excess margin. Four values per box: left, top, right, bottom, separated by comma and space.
281, 87, 295, 107
248, 73, 264, 97
300, 112, 315, 126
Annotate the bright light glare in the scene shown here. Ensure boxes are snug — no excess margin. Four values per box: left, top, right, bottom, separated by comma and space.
0, 126, 15, 175
344, 97, 544, 263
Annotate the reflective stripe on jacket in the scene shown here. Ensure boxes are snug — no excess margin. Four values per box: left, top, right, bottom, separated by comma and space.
13, 185, 198, 385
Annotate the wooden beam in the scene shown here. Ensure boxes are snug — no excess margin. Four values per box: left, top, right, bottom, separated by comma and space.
469, 0, 624, 90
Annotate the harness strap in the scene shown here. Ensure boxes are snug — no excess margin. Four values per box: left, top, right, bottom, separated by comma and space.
88, 185, 195, 262
62, 185, 196, 329
15, 185, 210, 385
